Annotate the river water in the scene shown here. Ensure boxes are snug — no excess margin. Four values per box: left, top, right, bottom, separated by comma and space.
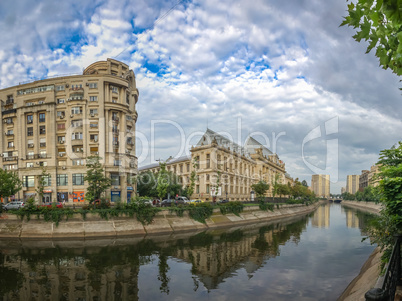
0, 203, 377, 301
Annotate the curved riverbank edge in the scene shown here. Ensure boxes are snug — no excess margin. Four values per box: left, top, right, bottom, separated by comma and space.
338, 200, 382, 301
0, 202, 322, 240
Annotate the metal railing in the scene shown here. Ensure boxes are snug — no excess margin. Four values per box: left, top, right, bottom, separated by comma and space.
365, 235, 402, 301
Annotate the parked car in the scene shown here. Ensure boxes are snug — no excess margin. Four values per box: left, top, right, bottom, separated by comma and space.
41, 202, 63, 208
3, 201, 25, 211
161, 199, 174, 207
190, 199, 202, 204
175, 196, 190, 205
217, 199, 229, 204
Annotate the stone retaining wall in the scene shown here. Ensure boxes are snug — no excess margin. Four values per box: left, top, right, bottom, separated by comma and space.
0, 202, 321, 239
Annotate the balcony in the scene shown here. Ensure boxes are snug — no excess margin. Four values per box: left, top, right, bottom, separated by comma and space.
2, 108, 17, 115
2, 156, 17, 162
28, 143, 34, 148
40, 143, 46, 148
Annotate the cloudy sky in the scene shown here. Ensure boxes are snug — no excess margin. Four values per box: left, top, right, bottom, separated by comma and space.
1, 0, 401, 193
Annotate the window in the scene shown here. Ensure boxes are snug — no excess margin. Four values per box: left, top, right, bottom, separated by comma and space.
39, 126, 46, 135
57, 123, 65, 130
89, 96, 98, 102
27, 127, 33, 136
71, 119, 83, 128
112, 125, 118, 133
57, 174, 68, 186
111, 86, 118, 93
27, 115, 33, 124
40, 138, 46, 147
72, 132, 83, 140
71, 84, 82, 90
4, 164, 17, 170
72, 159, 85, 166
23, 176, 35, 187
90, 123, 98, 128
206, 174, 210, 181
112, 112, 119, 121
73, 146, 83, 153
114, 160, 121, 166
73, 174, 84, 185
27, 151, 34, 159
58, 136, 65, 143
57, 98, 65, 104
126, 95, 130, 104
186, 163, 190, 172
56, 85, 65, 91
89, 109, 98, 115
7, 141, 14, 148
39, 151, 47, 158
39, 161, 47, 167
111, 174, 120, 185
57, 111, 65, 118
39, 113, 45, 122
71, 107, 82, 115
196, 185, 200, 194
6, 130, 13, 136
27, 139, 34, 148
206, 184, 210, 194
206, 154, 210, 168
88, 83, 98, 89
90, 134, 98, 142
26, 162, 34, 168
113, 137, 119, 146
43, 175, 51, 186
5, 118, 13, 124
127, 137, 133, 145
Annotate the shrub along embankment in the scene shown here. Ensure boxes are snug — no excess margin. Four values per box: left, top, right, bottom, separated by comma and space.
0, 201, 322, 239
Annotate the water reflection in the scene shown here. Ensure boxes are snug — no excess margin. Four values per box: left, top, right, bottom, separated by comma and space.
0, 204, 376, 301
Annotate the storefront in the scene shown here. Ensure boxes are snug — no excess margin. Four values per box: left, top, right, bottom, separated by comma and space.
57, 192, 68, 203
127, 186, 133, 203
72, 191, 85, 202
43, 190, 52, 204
24, 192, 36, 201
111, 191, 121, 203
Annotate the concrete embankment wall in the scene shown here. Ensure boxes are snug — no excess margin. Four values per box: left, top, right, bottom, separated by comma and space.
337, 200, 382, 301
0, 202, 321, 239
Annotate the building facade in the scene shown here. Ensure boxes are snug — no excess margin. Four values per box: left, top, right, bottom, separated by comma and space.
139, 128, 293, 201
346, 175, 360, 194
359, 170, 370, 191
311, 174, 330, 198
0, 58, 138, 203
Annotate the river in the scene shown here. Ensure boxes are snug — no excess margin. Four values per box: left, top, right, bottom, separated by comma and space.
0, 203, 377, 301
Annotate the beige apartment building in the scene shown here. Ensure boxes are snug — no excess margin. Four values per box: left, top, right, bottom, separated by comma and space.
346, 175, 360, 194
0, 58, 138, 203
311, 174, 330, 198
139, 128, 293, 201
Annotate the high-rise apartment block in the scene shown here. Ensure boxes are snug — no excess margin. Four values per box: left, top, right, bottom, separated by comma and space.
0, 59, 138, 203
311, 174, 330, 198
346, 175, 360, 194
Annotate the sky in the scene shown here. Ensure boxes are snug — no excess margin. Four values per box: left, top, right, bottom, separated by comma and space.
0, 0, 401, 193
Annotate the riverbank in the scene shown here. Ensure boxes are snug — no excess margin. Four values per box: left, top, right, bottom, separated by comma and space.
338, 200, 382, 301
0, 202, 322, 239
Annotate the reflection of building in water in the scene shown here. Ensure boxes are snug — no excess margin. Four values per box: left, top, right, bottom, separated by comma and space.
173, 226, 287, 290
1, 250, 140, 301
343, 208, 360, 228
311, 205, 330, 228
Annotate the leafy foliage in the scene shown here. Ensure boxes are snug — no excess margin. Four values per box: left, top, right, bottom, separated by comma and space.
341, 0, 402, 76
84, 156, 111, 203
364, 142, 402, 268
0, 168, 22, 199
157, 163, 169, 200
251, 181, 270, 201
218, 201, 244, 216
35, 168, 50, 203
188, 202, 213, 224
259, 201, 274, 211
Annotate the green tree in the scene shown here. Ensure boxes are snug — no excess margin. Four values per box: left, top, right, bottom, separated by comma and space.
35, 168, 50, 204
365, 142, 402, 266
157, 163, 169, 200
341, 0, 402, 76
84, 156, 111, 203
271, 174, 280, 202
187, 158, 198, 199
251, 181, 270, 201
137, 171, 158, 197
0, 169, 22, 201
301, 180, 308, 187
277, 183, 290, 199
